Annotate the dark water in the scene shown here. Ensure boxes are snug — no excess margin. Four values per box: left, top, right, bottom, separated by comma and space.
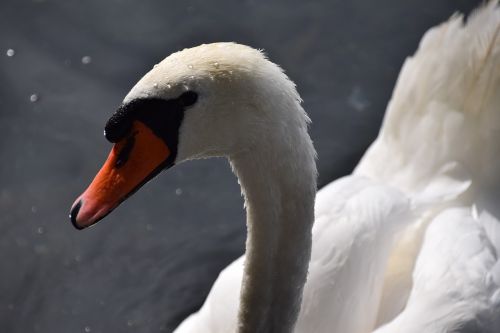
0, 0, 478, 332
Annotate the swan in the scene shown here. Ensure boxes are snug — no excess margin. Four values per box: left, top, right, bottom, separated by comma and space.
69, 2, 500, 332
70, 41, 409, 332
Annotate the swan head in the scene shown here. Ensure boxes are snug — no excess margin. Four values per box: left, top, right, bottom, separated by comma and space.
69, 42, 308, 229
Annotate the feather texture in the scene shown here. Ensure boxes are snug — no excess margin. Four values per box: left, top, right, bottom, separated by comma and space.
374, 208, 500, 333
363, 2, 500, 329
105, 2, 500, 332
176, 176, 414, 333
176, 3, 500, 332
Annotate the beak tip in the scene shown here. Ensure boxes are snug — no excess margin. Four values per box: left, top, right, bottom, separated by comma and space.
69, 199, 86, 230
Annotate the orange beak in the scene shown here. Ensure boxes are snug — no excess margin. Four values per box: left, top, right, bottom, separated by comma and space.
70, 121, 170, 229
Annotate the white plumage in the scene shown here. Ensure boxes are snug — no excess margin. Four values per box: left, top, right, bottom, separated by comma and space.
174, 2, 500, 332
176, 177, 413, 333
363, 3, 500, 330
96, 2, 500, 332
374, 208, 500, 332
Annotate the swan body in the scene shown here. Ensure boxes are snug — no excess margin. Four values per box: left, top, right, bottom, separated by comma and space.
176, 176, 413, 333
69, 2, 500, 333
177, 2, 500, 332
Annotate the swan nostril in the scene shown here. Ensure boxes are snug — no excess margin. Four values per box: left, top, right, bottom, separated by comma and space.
69, 199, 84, 230
115, 133, 136, 168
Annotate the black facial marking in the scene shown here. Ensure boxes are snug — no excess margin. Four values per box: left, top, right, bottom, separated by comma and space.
104, 91, 199, 167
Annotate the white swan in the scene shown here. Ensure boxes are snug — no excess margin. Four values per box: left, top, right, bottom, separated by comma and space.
69, 2, 500, 332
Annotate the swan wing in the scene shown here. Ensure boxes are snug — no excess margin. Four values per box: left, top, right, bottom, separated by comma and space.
374, 207, 500, 333
361, 2, 500, 325
296, 176, 412, 333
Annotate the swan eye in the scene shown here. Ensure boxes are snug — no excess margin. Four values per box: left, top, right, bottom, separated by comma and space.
178, 91, 198, 107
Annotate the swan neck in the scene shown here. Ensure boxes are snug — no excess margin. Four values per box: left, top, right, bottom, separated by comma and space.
229, 127, 316, 333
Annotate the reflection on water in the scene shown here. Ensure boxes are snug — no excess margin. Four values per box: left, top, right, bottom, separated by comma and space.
81, 56, 92, 65
30, 94, 39, 103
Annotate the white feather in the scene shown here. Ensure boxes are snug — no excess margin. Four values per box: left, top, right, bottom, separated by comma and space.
114, 2, 500, 332
176, 176, 414, 333
365, 2, 500, 330
374, 207, 500, 333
